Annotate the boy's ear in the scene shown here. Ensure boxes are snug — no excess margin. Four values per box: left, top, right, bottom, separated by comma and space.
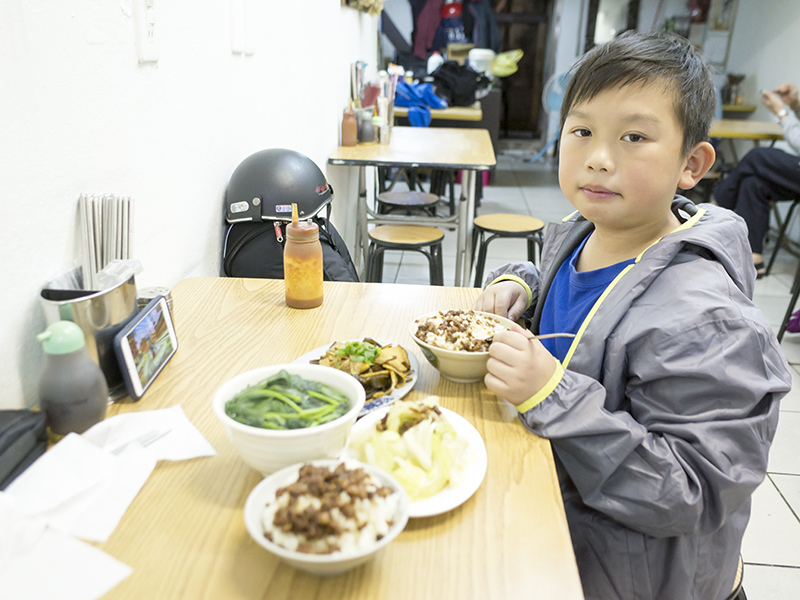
678, 141, 716, 190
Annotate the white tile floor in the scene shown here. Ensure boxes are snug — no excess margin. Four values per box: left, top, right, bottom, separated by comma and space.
376, 150, 800, 599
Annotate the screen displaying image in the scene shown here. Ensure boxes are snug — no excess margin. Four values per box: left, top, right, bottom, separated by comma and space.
127, 303, 175, 388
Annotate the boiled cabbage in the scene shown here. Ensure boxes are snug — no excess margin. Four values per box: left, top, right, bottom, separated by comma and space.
350, 396, 468, 501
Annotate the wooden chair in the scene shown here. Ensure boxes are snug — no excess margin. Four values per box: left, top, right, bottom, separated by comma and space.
365, 225, 445, 285
471, 213, 545, 287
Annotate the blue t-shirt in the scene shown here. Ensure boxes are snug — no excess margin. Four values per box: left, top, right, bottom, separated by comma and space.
539, 236, 635, 362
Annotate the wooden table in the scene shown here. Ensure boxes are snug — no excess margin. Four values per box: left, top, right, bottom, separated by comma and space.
328, 126, 496, 286
393, 102, 483, 122
709, 118, 784, 163
99, 277, 583, 600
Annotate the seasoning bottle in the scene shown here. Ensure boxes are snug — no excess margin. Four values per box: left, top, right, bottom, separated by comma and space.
341, 108, 357, 147
359, 110, 375, 144
37, 321, 108, 438
284, 203, 323, 309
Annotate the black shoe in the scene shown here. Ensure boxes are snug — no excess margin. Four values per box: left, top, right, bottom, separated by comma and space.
755, 262, 766, 279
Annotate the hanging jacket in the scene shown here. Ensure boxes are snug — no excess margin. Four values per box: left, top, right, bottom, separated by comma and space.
465, 0, 502, 53
413, 0, 444, 60
484, 198, 791, 600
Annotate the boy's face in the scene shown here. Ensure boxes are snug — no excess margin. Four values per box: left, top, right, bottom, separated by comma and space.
558, 82, 696, 233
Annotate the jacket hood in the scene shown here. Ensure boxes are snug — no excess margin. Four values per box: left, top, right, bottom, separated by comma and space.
645, 198, 756, 299
554, 197, 756, 298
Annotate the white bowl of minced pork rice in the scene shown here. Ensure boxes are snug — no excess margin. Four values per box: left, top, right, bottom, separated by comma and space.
243, 459, 409, 575
213, 364, 366, 475
411, 310, 515, 383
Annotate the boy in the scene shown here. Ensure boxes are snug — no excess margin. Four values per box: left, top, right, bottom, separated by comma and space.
474, 31, 791, 600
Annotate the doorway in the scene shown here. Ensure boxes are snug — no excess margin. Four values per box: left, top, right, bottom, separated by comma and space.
496, 0, 554, 140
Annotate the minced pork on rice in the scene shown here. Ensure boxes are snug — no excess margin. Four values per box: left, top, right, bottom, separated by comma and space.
262, 462, 400, 554
415, 309, 506, 352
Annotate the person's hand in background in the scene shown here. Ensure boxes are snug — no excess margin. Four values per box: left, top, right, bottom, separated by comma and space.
761, 89, 786, 116
772, 82, 799, 111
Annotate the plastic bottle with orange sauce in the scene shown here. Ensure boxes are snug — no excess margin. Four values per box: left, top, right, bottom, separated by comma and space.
283, 203, 323, 309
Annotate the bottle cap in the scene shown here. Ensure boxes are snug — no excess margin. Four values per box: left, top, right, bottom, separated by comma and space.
286, 219, 319, 239
37, 321, 86, 354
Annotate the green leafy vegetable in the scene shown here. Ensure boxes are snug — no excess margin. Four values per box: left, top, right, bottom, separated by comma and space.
224, 370, 350, 430
335, 340, 380, 365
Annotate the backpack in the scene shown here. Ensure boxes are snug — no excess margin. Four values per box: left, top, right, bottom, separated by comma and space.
432, 60, 491, 107
222, 210, 359, 282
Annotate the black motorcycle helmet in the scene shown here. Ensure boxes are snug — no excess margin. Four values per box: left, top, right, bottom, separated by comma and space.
225, 149, 334, 223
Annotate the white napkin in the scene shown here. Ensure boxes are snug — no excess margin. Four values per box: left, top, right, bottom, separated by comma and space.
4, 405, 215, 542
82, 405, 217, 462
0, 405, 216, 599
0, 494, 132, 600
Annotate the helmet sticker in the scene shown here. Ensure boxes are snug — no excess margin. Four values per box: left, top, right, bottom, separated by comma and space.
230, 201, 249, 214
315, 184, 328, 195
275, 204, 293, 213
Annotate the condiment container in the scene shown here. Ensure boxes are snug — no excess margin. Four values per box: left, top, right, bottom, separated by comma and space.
37, 320, 108, 438
284, 219, 323, 309
359, 110, 375, 144
427, 51, 444, 74
341, 109, 357, 147
372, 116, 384, 143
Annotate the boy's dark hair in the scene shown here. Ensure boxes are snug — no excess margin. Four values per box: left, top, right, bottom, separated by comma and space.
560, 31, 716, 156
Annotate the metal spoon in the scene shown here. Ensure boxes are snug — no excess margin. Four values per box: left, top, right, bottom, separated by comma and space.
483, 332, 576, 344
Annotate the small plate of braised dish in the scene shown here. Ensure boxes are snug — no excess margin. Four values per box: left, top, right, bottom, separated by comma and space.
293, 338, 419, 418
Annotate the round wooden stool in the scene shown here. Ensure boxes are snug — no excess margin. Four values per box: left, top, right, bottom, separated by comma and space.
376, 191, 439, 217
471, 213, 545, 287
366, 225, 445, 285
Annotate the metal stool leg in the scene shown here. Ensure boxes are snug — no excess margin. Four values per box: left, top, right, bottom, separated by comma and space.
366, 246, 387, 283
778, 259, 800, 341
429, 243, 444, 286
766, 199, 800, 275
473, 232, 496, 288
526, 236, 537, 264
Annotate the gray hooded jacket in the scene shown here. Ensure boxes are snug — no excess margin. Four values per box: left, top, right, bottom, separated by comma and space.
486, 198, 791, 600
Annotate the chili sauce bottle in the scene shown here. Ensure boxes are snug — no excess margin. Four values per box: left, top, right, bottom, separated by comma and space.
283, 203, 323, 309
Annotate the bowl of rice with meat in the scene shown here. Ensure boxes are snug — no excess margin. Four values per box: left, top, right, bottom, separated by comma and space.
410, 309, 515, 383
243, 459, 409, 575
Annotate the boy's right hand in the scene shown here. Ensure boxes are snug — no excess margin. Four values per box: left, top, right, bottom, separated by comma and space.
484, 323, 557, 405
472, 280, 529, 322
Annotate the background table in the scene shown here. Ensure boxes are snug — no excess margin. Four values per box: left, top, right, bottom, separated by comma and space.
328, 127, 496, 286
99, 277, 584, 600
393, 102, 482, 122
709, 118, 784, 163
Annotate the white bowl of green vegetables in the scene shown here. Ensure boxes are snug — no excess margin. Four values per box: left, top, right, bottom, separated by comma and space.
212, 364, 366, 475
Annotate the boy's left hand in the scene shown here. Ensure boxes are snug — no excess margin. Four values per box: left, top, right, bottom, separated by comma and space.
485, 323, 558, 406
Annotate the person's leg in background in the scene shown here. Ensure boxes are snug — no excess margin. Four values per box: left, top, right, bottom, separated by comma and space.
713, 147, 800, 275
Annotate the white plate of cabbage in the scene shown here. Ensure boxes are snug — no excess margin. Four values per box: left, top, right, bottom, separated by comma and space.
344, 396, 487, 518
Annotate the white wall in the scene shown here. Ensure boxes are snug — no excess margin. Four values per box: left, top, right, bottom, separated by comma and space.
0, 1, 378, 409
725, 0, 800, 150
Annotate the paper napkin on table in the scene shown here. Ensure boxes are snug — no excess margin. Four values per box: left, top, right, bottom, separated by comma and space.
3, 405, 216, 542
0, 405, 216, 599
0, 494, 132, 600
